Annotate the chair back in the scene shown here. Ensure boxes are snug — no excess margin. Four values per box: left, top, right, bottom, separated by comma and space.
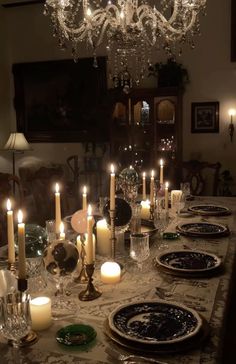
182, 160, 221, 196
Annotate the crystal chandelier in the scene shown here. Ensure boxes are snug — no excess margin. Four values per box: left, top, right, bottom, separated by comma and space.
44, 0, 206, 91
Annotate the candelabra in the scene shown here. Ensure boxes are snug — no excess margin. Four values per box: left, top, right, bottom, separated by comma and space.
74, 243, 88, 284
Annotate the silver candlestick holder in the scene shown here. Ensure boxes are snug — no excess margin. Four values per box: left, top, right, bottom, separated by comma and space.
109, 209, 117, 260
149, 203, 155, 221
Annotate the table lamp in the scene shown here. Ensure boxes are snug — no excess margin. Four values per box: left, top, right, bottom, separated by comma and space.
3, 132, 31, 194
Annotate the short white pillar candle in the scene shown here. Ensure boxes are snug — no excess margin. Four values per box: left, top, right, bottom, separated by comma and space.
30, 297, 52, 331
101, 261, 121, 284
140, 200, 150, 220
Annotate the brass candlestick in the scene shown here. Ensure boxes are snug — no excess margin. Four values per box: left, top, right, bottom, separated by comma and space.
74, 243, 88, 284
149, 203, 154, 221
78, 263, 102, 301
109, 209, 117, 260
7, 262, 16, 275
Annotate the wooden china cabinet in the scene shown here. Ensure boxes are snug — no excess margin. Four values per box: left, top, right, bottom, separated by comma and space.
110, 87, 183, 188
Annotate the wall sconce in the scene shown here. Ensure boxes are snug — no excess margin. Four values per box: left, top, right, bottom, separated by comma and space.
228, 109, 235, 142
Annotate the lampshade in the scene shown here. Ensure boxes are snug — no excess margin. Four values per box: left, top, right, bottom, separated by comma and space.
3, 133, 31, 152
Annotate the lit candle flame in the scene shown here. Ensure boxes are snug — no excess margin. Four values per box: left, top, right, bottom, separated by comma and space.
18, 210, 23, 224
6, 199, 11, 211
110, 164, 115, 174
160, 159, 164, 166
59, 222, 64, 234
88, 204, 92, 217
151, 170, 154, 178
87, 7, 92, 16
55, 183, 59, 193
143, 172, 146, 178
165, 181, 169, 189
129, 165, 133, 169
120, 10, 124, 19
83, 185, 87, 194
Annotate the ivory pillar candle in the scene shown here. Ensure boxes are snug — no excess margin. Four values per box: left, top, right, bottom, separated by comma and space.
110, 164, 115, 210
96, 219, 111, 256
77, 233, 96, 261
30, 297, 52, 331
55, 183, 61, 235
101, 261, 121, 284
142, 172, 146, 200
150, 170, 155, 205
86, 205, 94, 264
17, 210, 26, 280
159, 159, 164, 185
171, 190, 183, 208
59, 222, 65, 240
82, 186, 87, 210
165, 182, 169, 211
140, 200, 150, 220
6, 199, 15, 264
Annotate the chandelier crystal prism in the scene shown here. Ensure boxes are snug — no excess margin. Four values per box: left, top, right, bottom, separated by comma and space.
44, 0, 206, 90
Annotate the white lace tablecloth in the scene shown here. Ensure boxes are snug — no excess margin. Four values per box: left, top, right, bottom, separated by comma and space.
1, 196, 236, 364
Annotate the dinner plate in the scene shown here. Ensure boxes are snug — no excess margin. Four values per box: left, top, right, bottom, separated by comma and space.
108, 300, 202, 345
56, 324, 97, 346
188, 204, 231, 216
176, 222, 229, 237
104, 316, 209, 354
155, 250, 221, 274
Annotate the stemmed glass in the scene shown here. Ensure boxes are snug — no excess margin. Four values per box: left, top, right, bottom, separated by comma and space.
130, 233, 150, 271
43, 239, 79, 319
0, 292, 31, 348
154, 202, 169, 250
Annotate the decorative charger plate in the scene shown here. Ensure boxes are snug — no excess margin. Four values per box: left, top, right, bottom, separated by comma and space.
56, 324, 97, 346
155, 250, 221, 274
176, 222, 229, 237
108, 300, 202, 345
188, 204, 231, 216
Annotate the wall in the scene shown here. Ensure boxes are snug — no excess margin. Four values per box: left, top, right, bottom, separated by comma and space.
0, 0, 236, 190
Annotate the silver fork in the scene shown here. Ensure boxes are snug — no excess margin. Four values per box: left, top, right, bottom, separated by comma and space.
105, 347, 169, 364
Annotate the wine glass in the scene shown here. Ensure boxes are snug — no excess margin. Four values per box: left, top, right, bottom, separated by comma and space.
154, 205, 169, 250
0, 292, 31, 348
43, 239, 79, 319
130, 233, 150, 271
177, 193, 186, 215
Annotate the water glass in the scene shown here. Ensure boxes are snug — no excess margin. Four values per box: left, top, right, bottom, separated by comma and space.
130, 233, 150, 271
154, 207, 169, 250
45, 219, 56, 243
0, 292, 31, 348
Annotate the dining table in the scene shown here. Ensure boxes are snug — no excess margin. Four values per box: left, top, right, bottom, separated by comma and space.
0, 196, 236, 364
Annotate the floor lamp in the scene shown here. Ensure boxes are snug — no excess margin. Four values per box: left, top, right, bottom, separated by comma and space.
3, 132, 31, 195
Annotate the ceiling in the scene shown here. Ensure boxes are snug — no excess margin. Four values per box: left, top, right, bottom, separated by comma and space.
0, 0, 44, 7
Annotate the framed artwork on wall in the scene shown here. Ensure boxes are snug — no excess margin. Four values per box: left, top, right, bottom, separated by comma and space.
191, 102, 219, 133
13, 57, 110, 143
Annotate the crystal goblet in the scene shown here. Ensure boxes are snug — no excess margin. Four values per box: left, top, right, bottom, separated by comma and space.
0, 292, 31, 348
130, 232, 150, 272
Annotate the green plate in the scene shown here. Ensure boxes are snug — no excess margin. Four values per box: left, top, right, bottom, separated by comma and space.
163, 232, 180, 240
56, 324, 97, 346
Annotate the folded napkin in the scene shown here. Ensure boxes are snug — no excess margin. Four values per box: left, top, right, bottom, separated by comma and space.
0, 270, 17, 297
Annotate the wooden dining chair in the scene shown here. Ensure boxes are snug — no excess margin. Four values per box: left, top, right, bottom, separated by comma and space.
182, 160, 221, 196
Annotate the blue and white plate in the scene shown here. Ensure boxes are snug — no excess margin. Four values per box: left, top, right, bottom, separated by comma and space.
176, 222, 229, 237
155, 250, 221, 274
188, 204, 231, 216
108, 300, 202, 345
